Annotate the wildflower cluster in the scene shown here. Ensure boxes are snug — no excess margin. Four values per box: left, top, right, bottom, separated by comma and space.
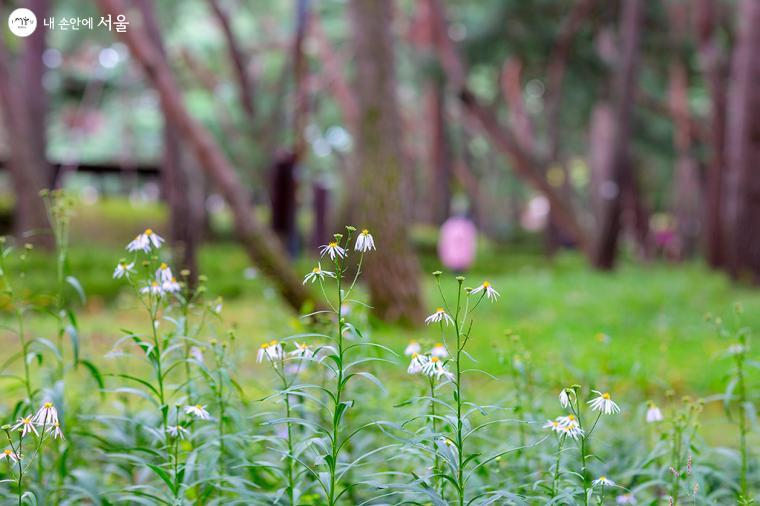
0, 214, 757, 504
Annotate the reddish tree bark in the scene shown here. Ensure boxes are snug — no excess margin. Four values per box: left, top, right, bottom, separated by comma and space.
0, 0, 52, 248
723, 0, 760, 281
501, 58, 535, 154
96, 0, 316, 312
349, 0, 424, 323
206, 0, 255, 123
696, 0, 728, 268
590, 0, 643, 269
410, 0, 452, 224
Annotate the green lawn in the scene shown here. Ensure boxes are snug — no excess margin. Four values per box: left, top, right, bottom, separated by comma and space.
2, 199, 758, 449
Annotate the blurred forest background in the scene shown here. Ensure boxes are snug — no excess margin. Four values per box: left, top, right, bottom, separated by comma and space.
1, 0, 759, 327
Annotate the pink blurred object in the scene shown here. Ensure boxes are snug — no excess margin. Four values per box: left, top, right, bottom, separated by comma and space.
438, 217, 477, 272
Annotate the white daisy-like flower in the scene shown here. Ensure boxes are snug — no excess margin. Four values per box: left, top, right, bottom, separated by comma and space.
127, 228, 164, 253
438, 436, 458, 456
422, 356, 454, 381
588, 390, 621, 415
543, 419, 562, 433
470, 281, 500, 301
559, 388, 572, 408
425, 308, 454, 326
168, 425, 189, 439
13, 416, 39, 438
257, 340, 284, 363
113, 261, 135, 279
184, 404, 210, 420
560, 423, 584, 440
303, 264, 336, 284
162, 277, 181, 293
319, 241, 345, 261
616, 493, 638, 504
190, 346, 204, 362
728, 344, 745, 355
256, 342, 269, 363
0, 448, 22, 463
592, 476, 615, 487
32, 401, 59, 426
430, 343, 448, 358
290, 342, 313, 359
404, 341, 421, 356
645, 402, 663, 423
407, 353, 428, 374
156, 263, 173, 283
50, 422, 64, 440
354, 229, 376, 252
556, 414, 579, 427
141, 281, 164, 296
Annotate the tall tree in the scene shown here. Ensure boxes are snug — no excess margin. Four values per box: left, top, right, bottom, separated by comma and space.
0, 0, 52, 247
137, 0, 203, 284
590, 0, 643, 269
723, 0, 760, 281
667, 2, 701, 260
96, 0, 316, 312
410, 1, 452, 224
349, 0, 424, 323
696, 0, 728, 268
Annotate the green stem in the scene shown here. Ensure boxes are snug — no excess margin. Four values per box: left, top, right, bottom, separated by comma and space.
736, 352, 748, 498
453, 280, 465, 506
429, 378, 440, 495
552, 436, 564, 497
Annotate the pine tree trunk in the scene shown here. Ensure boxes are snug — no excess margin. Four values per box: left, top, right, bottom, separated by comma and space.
0, 0, 52, 248
590, 0, 643, 269
696, 0, 728, 268
349, 0, 424, 324
724, 0, 760, 281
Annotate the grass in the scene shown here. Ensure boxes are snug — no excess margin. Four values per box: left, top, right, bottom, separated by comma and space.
2, 198, 758, 449
4, 244, 757, 444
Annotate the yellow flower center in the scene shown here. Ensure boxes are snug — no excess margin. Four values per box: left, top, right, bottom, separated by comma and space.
431, 357, 440, 363
567, 415, 575, 421
145, 229, 153, 235
23, 418, 31, 424
483, 281, 490, 288
4, 449, 12, 455
411, 353, 419, 359
436, 308, 444, 313
270, 340, 278, 346
260, 343, 268, 349
44, 402, 53, 408
600, 476, 607, 481
602, 393, 611, 400
361, 229, 369, 235
171, 277, 177, 283
195, 404, 202, 410
328, 242, 337, 248
160, 263, 168, 269
151, 281, 159, 287
435, 343, 443, 347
